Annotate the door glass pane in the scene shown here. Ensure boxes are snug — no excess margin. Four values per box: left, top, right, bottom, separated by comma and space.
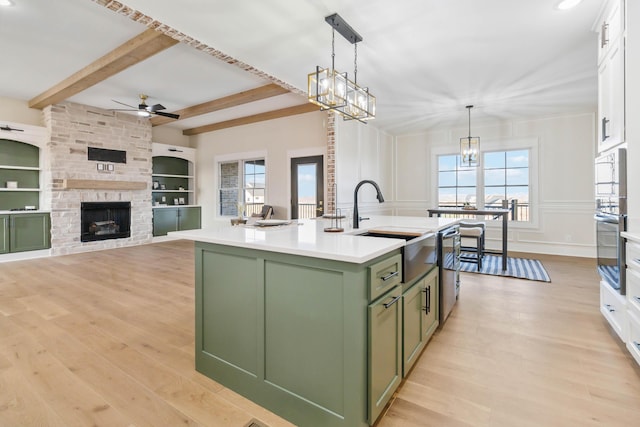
439, 171, 456, 187
439, 155, 457, 171
297, 163, 317, 219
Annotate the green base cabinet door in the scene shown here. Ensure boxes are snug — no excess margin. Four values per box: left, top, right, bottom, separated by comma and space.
153, 207, 201, 236
153, 207, 179, 236
402, 268, 439, 376
0, 215, 9, 254
368, 285, 403, 424
9, 213, 50, 253
178, 206, 201, 231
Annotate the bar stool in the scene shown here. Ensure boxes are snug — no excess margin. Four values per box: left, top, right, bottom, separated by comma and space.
459, 221, 485, 270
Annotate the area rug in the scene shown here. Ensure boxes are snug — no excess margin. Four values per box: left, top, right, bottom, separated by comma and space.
457, 253, 551, 282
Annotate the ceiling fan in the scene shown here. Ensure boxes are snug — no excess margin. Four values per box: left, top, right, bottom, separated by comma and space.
111, 94, 180, 120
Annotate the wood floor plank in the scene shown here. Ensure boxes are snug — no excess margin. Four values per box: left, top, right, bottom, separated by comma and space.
1, 241, 639, 427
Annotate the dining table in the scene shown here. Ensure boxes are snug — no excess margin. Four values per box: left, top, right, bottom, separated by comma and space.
427, 207, 510, 271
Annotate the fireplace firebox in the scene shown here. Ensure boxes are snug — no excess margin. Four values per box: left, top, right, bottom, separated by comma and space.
81, 202, 131, 242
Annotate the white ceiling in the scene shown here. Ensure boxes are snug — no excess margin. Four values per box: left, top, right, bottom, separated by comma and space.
0, 0, 603, 135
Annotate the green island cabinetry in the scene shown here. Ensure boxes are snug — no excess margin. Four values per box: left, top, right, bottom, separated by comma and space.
194, 240, 440, 426
152, 143, 201, 236
402, 267, 439, 376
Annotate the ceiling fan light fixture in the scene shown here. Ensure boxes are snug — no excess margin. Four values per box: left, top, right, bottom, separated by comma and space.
137, 110, 151, 118
556, 0, 583, 10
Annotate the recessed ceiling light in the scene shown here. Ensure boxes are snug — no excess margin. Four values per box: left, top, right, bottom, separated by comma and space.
0, 0, 15, 7
556, 0, 583, 10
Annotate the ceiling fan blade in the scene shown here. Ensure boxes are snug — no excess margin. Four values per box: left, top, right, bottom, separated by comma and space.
112, 99, 137, 109
149, 103, 166, 112
153, 111, 180, 120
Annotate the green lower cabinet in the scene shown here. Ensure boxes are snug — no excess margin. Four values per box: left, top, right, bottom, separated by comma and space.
7, 213, 50, 253
195, 242, 395, 427
153, 206, 201, 236
0, 215, 8, 254
368, 285, 403, 423
402, 268, 439, 376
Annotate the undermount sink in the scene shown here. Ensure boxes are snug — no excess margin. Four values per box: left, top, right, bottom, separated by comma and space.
354, 228, 437, 285
356, 231, 420, 241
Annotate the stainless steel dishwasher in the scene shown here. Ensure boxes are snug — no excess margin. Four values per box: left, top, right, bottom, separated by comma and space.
437, 225, 460, 326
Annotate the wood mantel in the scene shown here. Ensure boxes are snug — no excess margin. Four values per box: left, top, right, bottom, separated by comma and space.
62, 179, 147, 190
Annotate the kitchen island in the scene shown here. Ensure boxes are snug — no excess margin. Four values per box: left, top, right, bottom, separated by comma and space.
171, 215, 458, 427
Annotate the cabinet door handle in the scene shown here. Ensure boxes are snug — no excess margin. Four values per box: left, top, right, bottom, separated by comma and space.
383, 294, 401, 309
602, 117, 610, 142
601, 22, 609, 48
381, 271, 399, 281
605, 304, 615, 313
634, 341, 640, 351
422, 285, 431, 314
634, 296, 640, 304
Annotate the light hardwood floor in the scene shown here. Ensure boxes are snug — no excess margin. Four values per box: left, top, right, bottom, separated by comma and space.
0, 241, 639, 427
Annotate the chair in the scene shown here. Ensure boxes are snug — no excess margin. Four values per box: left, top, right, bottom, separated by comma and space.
252, 205, 274, 219
459, 221, 485, 270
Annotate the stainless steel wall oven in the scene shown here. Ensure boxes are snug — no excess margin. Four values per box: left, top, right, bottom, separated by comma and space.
595, 147, 627, 294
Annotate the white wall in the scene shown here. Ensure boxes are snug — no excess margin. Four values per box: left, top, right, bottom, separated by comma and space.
392, 112, 596, 257
334, 119, 394, 220
191, 111, 327, 227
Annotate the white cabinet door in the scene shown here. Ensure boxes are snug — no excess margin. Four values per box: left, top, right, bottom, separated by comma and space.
598, 37, 625, 153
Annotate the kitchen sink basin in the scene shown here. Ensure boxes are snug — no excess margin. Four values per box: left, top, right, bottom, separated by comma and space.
355, 228, 437, 285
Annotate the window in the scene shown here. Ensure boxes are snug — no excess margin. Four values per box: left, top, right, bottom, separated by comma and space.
436, 149, 531, 222
437, 154, 477, 207
219, 158, 266, 216
483, 150, 529, 221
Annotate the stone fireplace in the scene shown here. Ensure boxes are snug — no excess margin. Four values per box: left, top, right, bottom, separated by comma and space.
43, 102, 153, 255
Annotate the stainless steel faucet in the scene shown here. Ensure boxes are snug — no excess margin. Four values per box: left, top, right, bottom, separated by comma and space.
353, 180, 385, 229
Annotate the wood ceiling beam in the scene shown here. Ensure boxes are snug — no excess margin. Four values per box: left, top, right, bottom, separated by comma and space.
150, 83, 290, 126
28, 29, 179, 109
182, 103, 320, 136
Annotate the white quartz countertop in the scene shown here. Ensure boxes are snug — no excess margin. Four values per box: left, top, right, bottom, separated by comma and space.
169, 215, 459, 264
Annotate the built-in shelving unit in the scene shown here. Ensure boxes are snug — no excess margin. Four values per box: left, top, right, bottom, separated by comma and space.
152, 143, 201, 236
0, 140, 42, 210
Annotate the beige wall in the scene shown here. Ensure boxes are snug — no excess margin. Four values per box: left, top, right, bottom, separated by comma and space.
151, 125, 191, 148
0, 96, 44, 126
191, 110, 327, 227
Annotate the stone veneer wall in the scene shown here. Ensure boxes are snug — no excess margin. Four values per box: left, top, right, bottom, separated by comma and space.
43, 102, 153, 255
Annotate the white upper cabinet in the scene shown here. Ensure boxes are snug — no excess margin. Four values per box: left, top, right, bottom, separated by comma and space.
597, 0, 626, 154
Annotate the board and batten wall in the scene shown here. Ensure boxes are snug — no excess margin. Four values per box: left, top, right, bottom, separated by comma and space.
335, 112, 597, 257
190, 110, 327, 228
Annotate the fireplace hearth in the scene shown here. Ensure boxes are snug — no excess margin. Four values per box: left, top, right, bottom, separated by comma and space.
81, 202, 131, 242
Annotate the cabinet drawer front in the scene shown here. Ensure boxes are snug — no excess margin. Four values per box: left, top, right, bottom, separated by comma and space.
627, 310, 640, 367
627, 241, 640, 268
627, 268, 640, 316
600, 281, 626, 341
369, 254, 402, 301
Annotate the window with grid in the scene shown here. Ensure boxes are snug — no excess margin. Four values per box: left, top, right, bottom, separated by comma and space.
218, 158, 266, 216
436, 149, 531, 222
437, 154, 477, 207
483, 150, 529, 221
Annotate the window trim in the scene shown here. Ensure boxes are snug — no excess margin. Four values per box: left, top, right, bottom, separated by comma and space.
431, 137, 539, 229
